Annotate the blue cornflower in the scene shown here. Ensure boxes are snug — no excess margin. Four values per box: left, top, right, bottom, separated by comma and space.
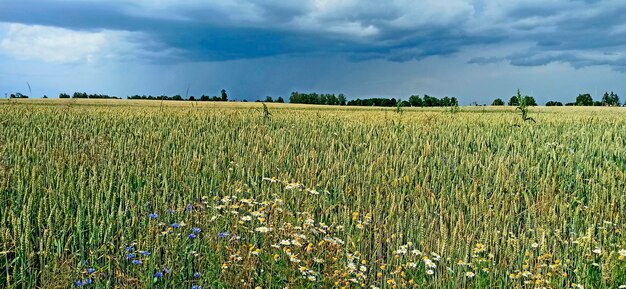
218, 232, 229, 239
193, 272, 201, 278
126, 253, 136, 260
188, 233, 197, 239
125, 246, 134, 252
149, 213, 158, 219
192, 227, 202, 233
87, 268, 96, 274
154, 271, 163, 278
75, 279, 93, 287
139, 250, 151, 256
163, 268, 172, 274
191, 285, 202, 289
172, 223, 181, 229
186, 204, 192, 211
167, 209, 175, 214
132, 259, 143, 265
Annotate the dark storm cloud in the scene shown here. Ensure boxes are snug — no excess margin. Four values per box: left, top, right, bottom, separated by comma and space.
2, 0, 626, 70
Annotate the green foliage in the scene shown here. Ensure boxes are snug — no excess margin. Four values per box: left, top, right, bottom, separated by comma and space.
491, 98, 504, 106
508, 95, 519, 106
509, 94, 536, 106
409, 95, 423, 107
72, 92, 120, 99
545, 101, 563, 106
601, 91, 620, 106
9, 93, 28, 99
395, 101, 403, 114
289, 92, 344, 105
576, 93, 594, 106
515, 89, 536, 123
262, 102, 272, 121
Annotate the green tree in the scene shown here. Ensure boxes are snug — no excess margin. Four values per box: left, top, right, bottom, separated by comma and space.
524, 96, 537, 106
492, 98, 505, 106
276, 96, 285, 103
264, 96, 274, 103
602, 91, 620, 106
221, 89, 228, 101
423, 95, 439, 107
576, 93, 593, 106
338, 93, 346, 105
545, 101, 563, 106
408, 95, 423, 107
508, 96, 519, 106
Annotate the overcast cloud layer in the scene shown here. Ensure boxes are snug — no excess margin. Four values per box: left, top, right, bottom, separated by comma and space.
1, 0, 626, 103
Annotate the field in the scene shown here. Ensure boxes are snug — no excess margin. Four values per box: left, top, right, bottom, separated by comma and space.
1, 99, 626, 288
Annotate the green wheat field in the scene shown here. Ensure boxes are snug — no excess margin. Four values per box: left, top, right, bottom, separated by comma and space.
1, 99, 626, 289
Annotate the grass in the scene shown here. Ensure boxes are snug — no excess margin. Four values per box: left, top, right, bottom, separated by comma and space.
1, 99, 626, 288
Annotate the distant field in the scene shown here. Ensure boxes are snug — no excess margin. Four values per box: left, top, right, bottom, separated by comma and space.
1, 99, 626, 288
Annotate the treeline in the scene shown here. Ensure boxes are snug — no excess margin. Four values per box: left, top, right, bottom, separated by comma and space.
9, 93, 29, 98
59, 92, 120, 99
289, 92, 458, 107
347, 95, 459, 107
491, 95, 537, 106
406, 95, 459, 107
289, 92, 347, 105
126, 95, 227, 101
260, 96, 285, 103
126, 89, 229, 102
570, 92, 620, 106
491, 91, 621, 107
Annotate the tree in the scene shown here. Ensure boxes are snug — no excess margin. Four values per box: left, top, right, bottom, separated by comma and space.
264, 96, 274, 103
276, 96, 285, 103
602, 91, 620, 106
338, 93, 346, 105
59, 93, 70, 99
492, 98, 505, 106
327, 94, 338, 105
576, 93, 593, 106
508, 96, 519, 106
11, 93, 28, 98
545, 101, 563, 106
188, 96, 196, 101
408, 95, 422, 107
602, 92, 610, 106
611, 92, 620, 106
221, 89, 228, 101
524, 96, 537, 106
172, 95, 183, 101
423, 95, 439, 107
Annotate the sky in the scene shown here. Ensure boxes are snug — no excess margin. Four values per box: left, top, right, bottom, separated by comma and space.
1, 0, 626, 104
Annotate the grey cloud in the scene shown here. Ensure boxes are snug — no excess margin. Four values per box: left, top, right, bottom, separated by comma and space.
467, 57, 504, 64
2, 0, 626, 71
